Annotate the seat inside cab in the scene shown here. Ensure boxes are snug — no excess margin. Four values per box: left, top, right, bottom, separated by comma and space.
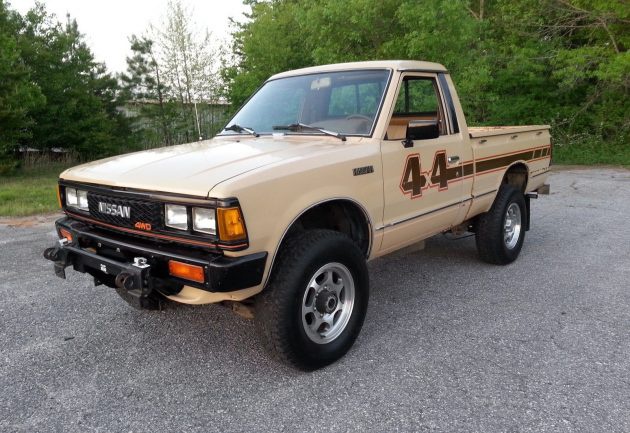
386, 76, 447, 140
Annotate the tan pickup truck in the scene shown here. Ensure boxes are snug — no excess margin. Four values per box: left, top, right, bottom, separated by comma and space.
44, 60, 551, 369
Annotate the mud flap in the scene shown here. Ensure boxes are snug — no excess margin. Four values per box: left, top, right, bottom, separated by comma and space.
524, 195, 531, 231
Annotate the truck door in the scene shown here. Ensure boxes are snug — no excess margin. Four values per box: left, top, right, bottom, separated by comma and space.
380, 73, 466, 253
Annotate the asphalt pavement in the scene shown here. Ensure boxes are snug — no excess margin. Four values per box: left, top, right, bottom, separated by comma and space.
1, 167, 629, 433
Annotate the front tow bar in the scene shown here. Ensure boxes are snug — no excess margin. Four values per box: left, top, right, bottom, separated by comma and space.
44, 239, 159, 310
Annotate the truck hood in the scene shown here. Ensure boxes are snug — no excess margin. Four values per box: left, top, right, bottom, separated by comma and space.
60, 136, 340, 197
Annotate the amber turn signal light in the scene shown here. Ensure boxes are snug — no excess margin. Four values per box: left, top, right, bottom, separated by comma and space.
59, 228, 73, 242
56, 185, 62, 208
168, 260, 205, 283
217, 207, 246, 241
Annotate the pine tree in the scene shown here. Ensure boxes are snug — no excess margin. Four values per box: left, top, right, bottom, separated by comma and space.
121, 35, 174, 146
0, 1, 43, 169
16, 4, 130, 158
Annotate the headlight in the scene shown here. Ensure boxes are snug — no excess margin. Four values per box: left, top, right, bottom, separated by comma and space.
165, 204, 188, 230
66, 188, 78, 207
193, 207, 216, 234
65, 187, 89, 211
77, 190, 88, 210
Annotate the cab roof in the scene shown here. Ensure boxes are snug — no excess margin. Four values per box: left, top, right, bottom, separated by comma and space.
268, 60, 447, 81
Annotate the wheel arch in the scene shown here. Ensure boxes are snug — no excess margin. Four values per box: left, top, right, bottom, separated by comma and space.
500, 161, 529, 193
264, 198, 373, 287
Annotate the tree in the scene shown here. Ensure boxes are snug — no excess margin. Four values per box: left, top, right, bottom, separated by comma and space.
0, 0, 43, 169
222, 0, 629, 164
14, 3, 131, 158
121, 35, 175, 146
222, 0, 312, 111
121, 1, 226, 146
154, 0, 222, 141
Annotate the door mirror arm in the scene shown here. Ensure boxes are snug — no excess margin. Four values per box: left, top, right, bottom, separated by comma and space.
401, 138, 414, 148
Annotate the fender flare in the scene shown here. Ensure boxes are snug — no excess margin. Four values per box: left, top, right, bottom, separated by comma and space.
493, 160, 531, 192
263, 197, 374, 288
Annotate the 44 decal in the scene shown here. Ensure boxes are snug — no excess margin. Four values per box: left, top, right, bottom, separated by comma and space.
400, 151, 462, 199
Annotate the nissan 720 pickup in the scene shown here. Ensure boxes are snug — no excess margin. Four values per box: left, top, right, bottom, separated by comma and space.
44, 61, 551, 369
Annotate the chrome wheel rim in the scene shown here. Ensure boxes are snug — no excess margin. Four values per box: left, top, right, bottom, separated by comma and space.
301, 262, 355, 344
504, 202, 522, 249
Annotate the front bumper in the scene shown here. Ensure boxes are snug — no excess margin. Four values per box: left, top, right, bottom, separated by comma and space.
43, 218, 267, 309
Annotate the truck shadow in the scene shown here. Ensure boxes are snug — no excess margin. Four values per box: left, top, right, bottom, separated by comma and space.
44, 228, 543, 381
139, 234, 485, 366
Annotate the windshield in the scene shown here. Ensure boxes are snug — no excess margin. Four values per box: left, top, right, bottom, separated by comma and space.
221, 69, 390, 137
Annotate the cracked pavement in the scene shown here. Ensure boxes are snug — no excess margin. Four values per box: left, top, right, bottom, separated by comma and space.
1, 167, 629, 432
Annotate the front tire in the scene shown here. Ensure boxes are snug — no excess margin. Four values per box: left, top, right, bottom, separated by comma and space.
256, 229, 369, 370
475, 184, 527, 265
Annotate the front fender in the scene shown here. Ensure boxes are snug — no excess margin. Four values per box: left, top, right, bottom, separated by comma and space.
210, 141, 384, 291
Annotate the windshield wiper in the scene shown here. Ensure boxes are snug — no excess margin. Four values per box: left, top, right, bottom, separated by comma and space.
224, 124, 259, 137
272, 122, 346, 141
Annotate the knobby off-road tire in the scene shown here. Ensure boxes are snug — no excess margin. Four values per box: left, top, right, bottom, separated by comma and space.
256, 229, 369, 370
475, 184, 527, 265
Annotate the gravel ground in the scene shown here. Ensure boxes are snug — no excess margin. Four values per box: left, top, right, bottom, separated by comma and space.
1, 167, 629, 433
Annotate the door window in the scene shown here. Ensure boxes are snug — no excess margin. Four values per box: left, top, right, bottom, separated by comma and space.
394, 78, 440, 115
387, 76, 447, 139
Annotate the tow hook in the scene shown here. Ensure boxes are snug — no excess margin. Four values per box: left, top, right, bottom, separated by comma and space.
43, 247, 58, 261
43, 238, 69, 261
43, 239, 71, 278
115, 272, 136, 290
111, 257, 161, 310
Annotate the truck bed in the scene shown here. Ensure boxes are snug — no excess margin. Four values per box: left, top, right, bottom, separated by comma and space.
465, 124, 552, 219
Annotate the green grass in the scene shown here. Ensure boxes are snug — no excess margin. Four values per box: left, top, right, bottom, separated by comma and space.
552, 138, 630, 167
0, 163, 71, 217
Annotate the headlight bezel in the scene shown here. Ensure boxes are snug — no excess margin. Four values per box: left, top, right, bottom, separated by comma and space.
162, 203, 246, 242
164, 204, 219, 237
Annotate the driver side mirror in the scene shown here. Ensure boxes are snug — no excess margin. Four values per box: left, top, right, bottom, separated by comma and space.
402, 119, 440, 148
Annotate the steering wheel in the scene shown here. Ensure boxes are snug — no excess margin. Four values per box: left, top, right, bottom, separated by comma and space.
345, 114, 372, 122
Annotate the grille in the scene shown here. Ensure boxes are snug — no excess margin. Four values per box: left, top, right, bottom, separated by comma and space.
87, 192, 163, 229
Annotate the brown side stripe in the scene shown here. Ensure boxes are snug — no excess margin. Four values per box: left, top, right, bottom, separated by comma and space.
431, 145, 550, 188
463, 163, 474, 176
446, 165, 464, 181
475, 150, 536, 174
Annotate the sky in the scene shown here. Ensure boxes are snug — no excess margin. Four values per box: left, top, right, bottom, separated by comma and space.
10, 0, 249, 73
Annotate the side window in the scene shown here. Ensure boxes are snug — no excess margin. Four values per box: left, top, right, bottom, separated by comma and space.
394, 78, 439, 115
389, 76, 447, 138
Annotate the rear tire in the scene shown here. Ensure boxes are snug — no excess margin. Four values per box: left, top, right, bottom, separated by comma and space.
256, 229, 369, 370
475, 184, 527, 265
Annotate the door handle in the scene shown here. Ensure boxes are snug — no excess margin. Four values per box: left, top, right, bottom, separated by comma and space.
447, 155, 460, 164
